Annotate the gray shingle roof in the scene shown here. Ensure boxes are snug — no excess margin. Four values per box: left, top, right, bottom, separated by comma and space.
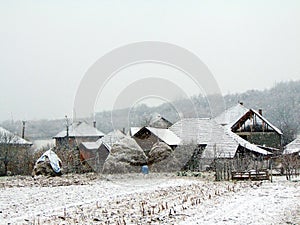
81, 130, 127, 151
215, 104, 249, 126
53, 121, 105, 138
283, 136, 300, 155
101, 129, 127, 148
169, 118, 271, 158
169, 118, 212, 145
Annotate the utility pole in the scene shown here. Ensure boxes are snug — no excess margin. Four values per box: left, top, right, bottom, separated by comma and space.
65, 115, 69, 147
21, 121, 26, 139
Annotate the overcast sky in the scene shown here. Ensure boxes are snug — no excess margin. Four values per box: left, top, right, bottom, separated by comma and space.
1, 0, 300, 122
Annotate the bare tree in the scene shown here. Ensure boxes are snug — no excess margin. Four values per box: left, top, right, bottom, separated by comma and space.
0, 131, 19, 175
281, 153, 300, 180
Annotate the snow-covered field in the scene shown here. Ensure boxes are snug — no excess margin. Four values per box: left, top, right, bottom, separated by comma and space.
0, 173, 299, 225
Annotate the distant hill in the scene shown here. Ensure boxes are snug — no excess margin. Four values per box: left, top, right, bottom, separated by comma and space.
1, 80, 299, 145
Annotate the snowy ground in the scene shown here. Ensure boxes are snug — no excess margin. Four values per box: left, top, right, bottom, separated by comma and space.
0, 173, 299, 225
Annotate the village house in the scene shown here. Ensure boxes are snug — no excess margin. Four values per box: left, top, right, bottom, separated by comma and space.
0, 126, 32, 175
53, 121, 105, 148
169, 118, 272, 172
215, 103, 283, 150
130, 126, 181, 155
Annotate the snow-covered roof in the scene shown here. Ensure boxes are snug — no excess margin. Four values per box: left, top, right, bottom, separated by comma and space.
250, 109, 283, 135
283, 136, 300, 155
53, 121, 105, 138
169, 118, 213, 145
81, 139, 111, 151
81, 130, 127, 151
215, 103, 282, 135
169, 118, 271, 158
149, 113, 173, 128
224, 128, 271, 156
170, 118, 238, 158
101, 129, 127, 147
133, 127, 181, 146
130, 127, 141, 136
0, 127, 32, 145
215, 103, 249, 126
81, 141, 100, 150
145, 127, 181, 146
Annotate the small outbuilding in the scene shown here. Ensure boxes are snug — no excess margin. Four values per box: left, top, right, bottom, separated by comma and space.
132, 126, 181, 154
79, 139, 110, 172
78, 129, 127, 172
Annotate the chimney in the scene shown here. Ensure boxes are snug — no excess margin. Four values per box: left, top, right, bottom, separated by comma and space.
22, 121, 26, 139
258, 109, 262, 116
93, 121, 96, 128
239, 102, 243, 106
122, 127, 126, 134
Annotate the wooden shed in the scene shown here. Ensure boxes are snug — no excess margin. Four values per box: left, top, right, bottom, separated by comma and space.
79, 139, 110, 172
131, 127, 180, 154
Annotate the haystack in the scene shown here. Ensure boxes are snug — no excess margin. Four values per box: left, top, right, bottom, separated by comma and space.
32, 149, 62, 177
148, 142, 181, 172
102, 137, 147, 174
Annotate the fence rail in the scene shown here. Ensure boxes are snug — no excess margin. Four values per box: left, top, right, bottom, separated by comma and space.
232, 169, 269, 181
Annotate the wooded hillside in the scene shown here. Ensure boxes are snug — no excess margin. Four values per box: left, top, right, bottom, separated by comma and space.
1, 80, 299, 145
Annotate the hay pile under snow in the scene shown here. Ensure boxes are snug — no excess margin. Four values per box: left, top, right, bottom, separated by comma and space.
102, 137, 148, 174
148, 142, 181, 172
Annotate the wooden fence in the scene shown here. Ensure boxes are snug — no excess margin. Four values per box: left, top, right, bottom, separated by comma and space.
232, 169, 269, 181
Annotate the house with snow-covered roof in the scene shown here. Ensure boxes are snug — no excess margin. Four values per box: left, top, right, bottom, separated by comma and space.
169, 118, 272, 171
215, 102, 282, 150
53, 121, 105, 148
